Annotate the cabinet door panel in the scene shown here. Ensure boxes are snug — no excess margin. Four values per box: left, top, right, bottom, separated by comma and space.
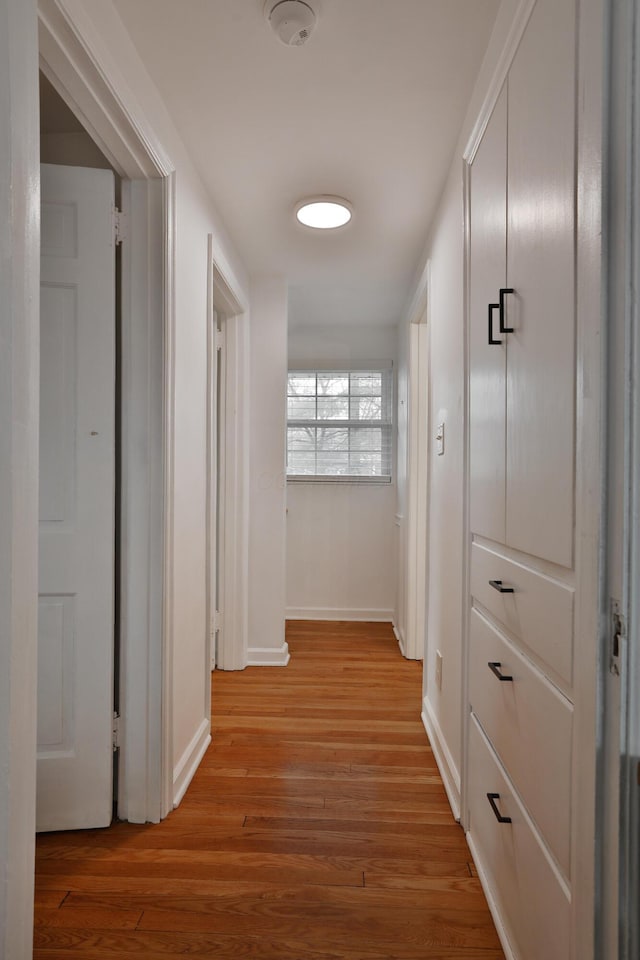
470, 541, 574, 688
469, 608, 573, 878
467, 715, 571, 960
469, 86, 507, 543
506, 0, 576, 568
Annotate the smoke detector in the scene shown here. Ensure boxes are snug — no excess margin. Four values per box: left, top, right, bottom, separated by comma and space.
264, 0, 318, 46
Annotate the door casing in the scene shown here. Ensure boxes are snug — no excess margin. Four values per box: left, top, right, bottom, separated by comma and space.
39, 0, 176, 823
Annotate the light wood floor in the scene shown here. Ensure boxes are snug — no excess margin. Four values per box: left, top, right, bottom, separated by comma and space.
34, 620, 504, 959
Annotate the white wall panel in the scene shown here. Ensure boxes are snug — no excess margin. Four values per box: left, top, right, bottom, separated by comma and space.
287, 324, 397, 622
286, 481, 396, 619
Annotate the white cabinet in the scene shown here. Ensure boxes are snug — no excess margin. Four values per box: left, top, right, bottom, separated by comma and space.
466, 0, 579, 957
467, 717, 571, 960
469, 0, 576, 571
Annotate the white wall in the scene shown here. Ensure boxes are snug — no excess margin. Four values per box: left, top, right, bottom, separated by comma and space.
420, 169, 465, 799
0, 0, 39, 954
59, 0, 252, 801
287, 324, 397, 621
248, 276, 289, 665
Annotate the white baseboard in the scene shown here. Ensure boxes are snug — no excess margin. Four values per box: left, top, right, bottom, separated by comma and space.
247, 642, 290, 666
467, 832, 517, 960
172, 718, 211, 809
421, 695, 461, 821
286, 607, 394, 622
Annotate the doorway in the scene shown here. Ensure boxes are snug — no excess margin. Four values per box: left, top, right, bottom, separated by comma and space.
206, 244, 249, 674
37, 75, 121, 830
38, 3, 177, 825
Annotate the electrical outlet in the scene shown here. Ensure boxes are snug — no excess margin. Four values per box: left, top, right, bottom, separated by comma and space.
435, 650, 443, 691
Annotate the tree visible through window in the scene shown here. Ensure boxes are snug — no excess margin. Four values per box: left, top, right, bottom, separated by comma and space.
287, 367, 393, 479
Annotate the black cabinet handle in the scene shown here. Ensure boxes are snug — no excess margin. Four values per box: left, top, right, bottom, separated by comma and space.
487, 793, 512, 824
488, 661, 513, 682
499, 287, 515, 333
488, 579, 514, 594
488, 303, 501, 345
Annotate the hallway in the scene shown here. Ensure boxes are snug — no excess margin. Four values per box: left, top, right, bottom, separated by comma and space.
33, 622, 503, 958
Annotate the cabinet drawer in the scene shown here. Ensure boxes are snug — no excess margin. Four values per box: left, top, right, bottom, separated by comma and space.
469, 608, 572, 878
470, 541, 574, 686
467, 715, 571, 960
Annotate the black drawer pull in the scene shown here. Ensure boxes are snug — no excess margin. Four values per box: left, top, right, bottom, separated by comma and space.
488, 661, 513, 682
499, 287, 515, 333
487, 792, 512, 824
489, 579, 514, 594
488, 303, 501, 345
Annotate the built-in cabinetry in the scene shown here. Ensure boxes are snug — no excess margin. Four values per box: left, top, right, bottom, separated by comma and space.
466, 0, 579, 956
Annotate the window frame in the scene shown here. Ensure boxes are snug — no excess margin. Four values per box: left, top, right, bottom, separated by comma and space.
286, 361, 394, 483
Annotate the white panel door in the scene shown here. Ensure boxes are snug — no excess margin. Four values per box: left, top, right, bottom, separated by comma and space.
469, 86, 507, 543
506, 0, 576, 568
37, 163, 116, 831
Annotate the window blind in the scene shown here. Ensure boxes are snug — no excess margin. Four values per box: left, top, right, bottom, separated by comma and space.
287, 367, 393, 480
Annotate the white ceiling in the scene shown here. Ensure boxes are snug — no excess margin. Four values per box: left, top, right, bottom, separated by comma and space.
112, 0, 499, 327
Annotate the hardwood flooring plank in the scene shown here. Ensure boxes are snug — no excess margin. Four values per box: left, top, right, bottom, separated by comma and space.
35, 905, 142, 929
34, 928, 505, 959
134, 903, 501, 949
33, 889, 68, 909
34, 620, 503, 959
63, 880, 490, 912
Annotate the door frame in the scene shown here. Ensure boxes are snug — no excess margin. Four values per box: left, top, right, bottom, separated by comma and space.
38, 0, 176, 822
405, 273, 430, 662
206, 240, 249, 673
606, 0, 640, 955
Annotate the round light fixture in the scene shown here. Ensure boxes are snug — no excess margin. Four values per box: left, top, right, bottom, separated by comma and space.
295, 196, 353, 230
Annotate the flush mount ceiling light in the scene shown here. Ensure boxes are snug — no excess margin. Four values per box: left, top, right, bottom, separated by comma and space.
295, 196, 353, 230
264, 0, 318, 47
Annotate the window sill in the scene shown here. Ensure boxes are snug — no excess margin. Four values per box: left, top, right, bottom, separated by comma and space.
286, 475, 392, 484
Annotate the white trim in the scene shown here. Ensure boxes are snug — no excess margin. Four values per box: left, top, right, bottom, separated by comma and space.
0, 1, 40, 953
405, 302, 429, 662
287, 476, 392, 485
460, 156, 472, 833
38, 0, 177, 823
160, 172, 176, 820
466, 834, 517, 960
117, 177, 167, 824
405, 258, 431, 328
211, 265, 249, 673
421, 696, 461, 821
286, 608, 394, 623
289, 359, 394, 371
247, 644, 291, 667
393, 623, 407, 658
38, 0, 173, 178
571, 0, 606, 957
617, 0, 640, 951
463, 0, 536, 164
172, 718, 211, 808
205, 237, 218, 686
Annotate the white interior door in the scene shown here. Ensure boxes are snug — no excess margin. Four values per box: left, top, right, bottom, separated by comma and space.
37, 163, 116, 832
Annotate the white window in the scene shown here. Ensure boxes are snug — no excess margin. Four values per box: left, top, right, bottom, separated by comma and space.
287, 365, 393, 481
